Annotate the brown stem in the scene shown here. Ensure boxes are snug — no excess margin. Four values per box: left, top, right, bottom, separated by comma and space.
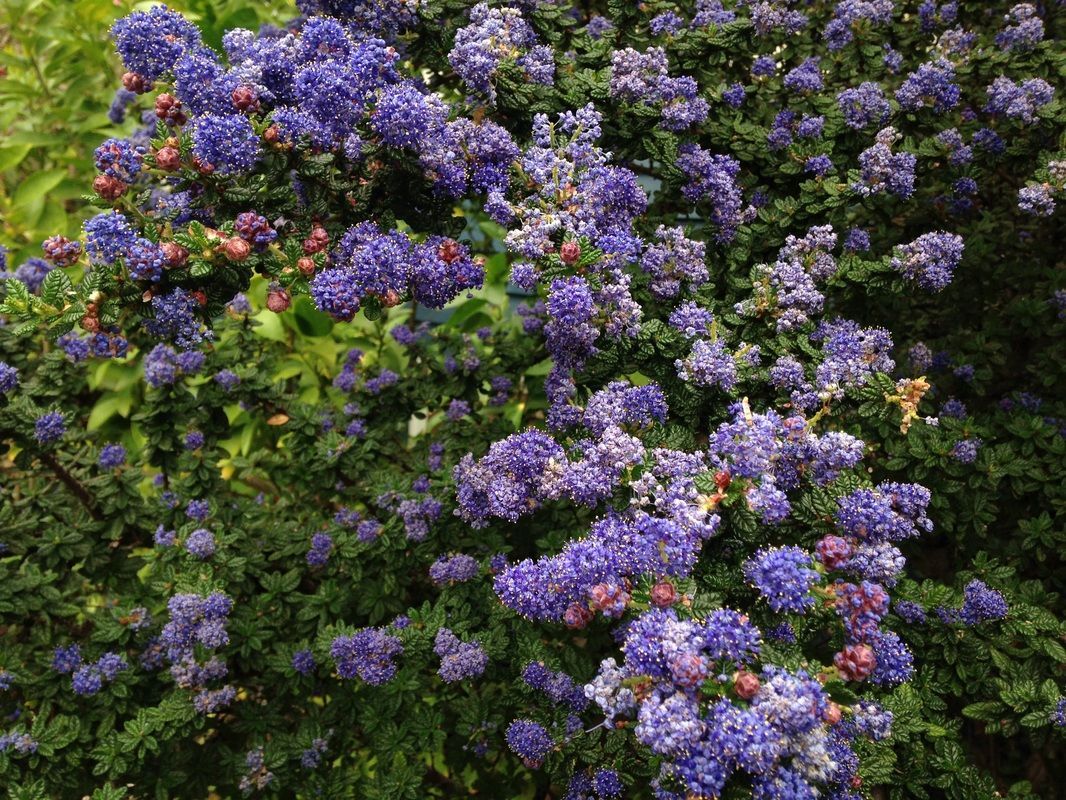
40, 452, 102, 521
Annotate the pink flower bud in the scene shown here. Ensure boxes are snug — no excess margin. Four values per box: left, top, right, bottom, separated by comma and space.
733, 671, 761, 699
649, 582, 677, 608
266, 287, 291, 313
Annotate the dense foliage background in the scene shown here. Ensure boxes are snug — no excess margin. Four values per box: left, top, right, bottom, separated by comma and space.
1, 1, 1064, 798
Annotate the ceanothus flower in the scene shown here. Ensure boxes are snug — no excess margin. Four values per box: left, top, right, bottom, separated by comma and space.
330, 627, 403, 685
190, 114, 261, 174
434, 628, 488, 683
675, 339, 737, 391
429, 554, 480, 585
449, 4, 552, 103
984, 76, 1054, 124
640, 225, 708, 299
0, 362, 19, 393
111, 5, 202, 82
890, 232, 964, 292
895, 59, 959, 112
743, 546, 819, 613
34, 411, 66, 444
852, 127, 916, 199
995, 4, 1044, 52
97, 444, 127, 469
506, 720, 553, 767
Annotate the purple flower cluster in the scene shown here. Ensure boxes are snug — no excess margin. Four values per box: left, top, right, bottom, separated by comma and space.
824, 1, 894, 50
890, 232, 965, 291
144, 344, 205, 388
434, 628, 488, 683
111, 5, 201, 82
937, 580, 1008, 625
836, 82, 890, 129
160, 592, 233, 662
523, 662, 588, 711
743, 546, 819, 613
34, 411, 66, 444
738, 225, 838, 331
640, 225, 708, 299
311, 223, 483, 319
783, 58, 823, 94
505, 720, 553, 767
306, 532, 334, 566
609, 47, 708, 131
677, 144, 751, 242
836, 482, 932, 542
995, 4, 1044, 52
895, 59, 960, 112
330, 627, 403, 684
429, 553, 480, 585
853, 127, 916, 198
503, 105, 646, 260
72, 652, 128, 696
675, 339, 737, 391
449, 4, 553, 103
0, 361, 17, 393
984, 76, 1055, 124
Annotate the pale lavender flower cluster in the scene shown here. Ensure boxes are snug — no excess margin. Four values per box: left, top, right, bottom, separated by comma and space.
737, 225, 838, 331
640, 225, 708, 299
824, 0, 894, 50
852, 127, 916, 198
836, 82, 890, 129
676, 144, 752, 242
890, 231, 965, 291
984, 76, 1055, 124
429, 553, 480, 585
502, 105, 646, 261
995, 4, 1044, 52
434, 628, 488, 683
895, 59, 959, 112
609, 47, 708, 130
449, 4, 553, 103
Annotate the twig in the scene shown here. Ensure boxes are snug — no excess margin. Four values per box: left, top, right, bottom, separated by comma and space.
40, 452, 102, 520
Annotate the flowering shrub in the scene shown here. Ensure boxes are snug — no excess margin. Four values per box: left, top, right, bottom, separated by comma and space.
1, 1, 1065, 797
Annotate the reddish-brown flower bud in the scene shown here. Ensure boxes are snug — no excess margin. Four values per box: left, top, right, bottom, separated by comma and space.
382, 289, 402, 307
121, 71, 152, 94
562, 602, 593, 630
824, 702, 843, 725
192, 156, 215, 176
263, 125, 279, 143
190, 290, 208, 307
93, 174, 127, 200
834, 644, 877, 681
154, 93, 186, 125
302, 226, 330, 254
266, 288, 291, 313
80, 314, 101, 333
222, 237, 251, 262
649, 582, 677, 608
297, 257, 316, 276
437, 238, 463, 263
733, 671, 761, 700
155, 146, 181, 172
161, 242, 189, 268
559, 241, 582, 265
715, 470, 732, 491
231, 85, 260, 113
